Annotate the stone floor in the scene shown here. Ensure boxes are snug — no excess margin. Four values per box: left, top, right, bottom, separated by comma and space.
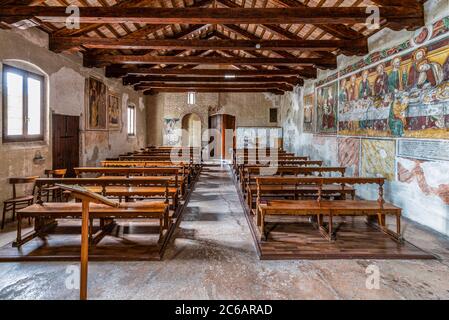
0, 165, 449, 300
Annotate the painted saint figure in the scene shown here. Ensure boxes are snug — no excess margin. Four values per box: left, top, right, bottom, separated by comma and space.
321, 86, 336, 130
339, 78, 349, 104
359, 70, 372, 99
388, 57, 404, 93
348, 75, 358, 101
388, 93, 409, 137
374, 64, 389, 96
406, 48, 443, 89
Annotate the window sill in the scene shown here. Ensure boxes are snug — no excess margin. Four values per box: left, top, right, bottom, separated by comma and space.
1, 139, 49, 150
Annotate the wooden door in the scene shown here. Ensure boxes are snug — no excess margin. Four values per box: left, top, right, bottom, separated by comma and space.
208, 114, 236, 160
52, 114, 80, 177
208, 114, 221, 159
222, 114, 236, 160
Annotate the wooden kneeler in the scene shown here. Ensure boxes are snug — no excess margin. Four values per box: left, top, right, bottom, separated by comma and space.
56, 184, 119, 301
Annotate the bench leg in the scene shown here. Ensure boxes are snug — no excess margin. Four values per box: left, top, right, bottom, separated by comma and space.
164, 208, 169, 230
260, 212, 267, 241
1, 203, 7, 230
328, 214, 334, 241
16, 214, 22, 245
256, 207, 261, 226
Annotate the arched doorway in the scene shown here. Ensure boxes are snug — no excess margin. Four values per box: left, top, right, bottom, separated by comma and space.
181, 113, 202, 147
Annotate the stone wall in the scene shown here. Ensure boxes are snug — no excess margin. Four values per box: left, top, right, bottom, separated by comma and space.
146, 91, 280, 147
0, 27, 147, 224
279, 0, 449, 237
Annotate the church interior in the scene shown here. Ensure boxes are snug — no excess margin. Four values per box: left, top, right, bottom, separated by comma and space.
0, 0, 448, 301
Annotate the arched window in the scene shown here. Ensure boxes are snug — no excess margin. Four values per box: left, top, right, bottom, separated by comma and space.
2, 64, 45, 142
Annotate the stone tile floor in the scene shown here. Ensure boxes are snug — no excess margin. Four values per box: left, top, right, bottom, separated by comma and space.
0, 165, 448, 300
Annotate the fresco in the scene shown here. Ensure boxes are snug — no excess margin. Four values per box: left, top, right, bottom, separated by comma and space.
303, 94, 314, 133
163, 118, 180, 146
107, 92, 120, 130
338, 37, 449, 139
361, 139, 396, 181
86, 77, 107, 130
337, 137, 360, 177
316, 82, 338, 134
397, 157, 449, 205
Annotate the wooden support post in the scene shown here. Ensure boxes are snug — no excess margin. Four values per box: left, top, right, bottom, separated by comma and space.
80, 199, 90, 301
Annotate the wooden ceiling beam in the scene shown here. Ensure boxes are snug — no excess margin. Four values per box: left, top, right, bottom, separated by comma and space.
52, 0, 214, 37
106, 67, 310, 78
135, 82, 293, 91
0, 6, 423, 30
144, 88, 285, 95
84, 54, 337, 68
123, 75, 304, 86
50, 36, 367, 54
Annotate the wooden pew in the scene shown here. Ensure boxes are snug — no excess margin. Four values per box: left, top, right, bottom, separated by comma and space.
74, 167, 187, 198
34, 177, 179, 209
238, 160, 323, 188
18, 184, 168, 300
255, 177, 402, 243
244, 167, 350, 209
100, 160, 196, 183
15, 186, 169, 248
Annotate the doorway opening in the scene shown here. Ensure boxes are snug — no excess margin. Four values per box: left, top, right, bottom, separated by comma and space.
208, 114, 236, 161
181, 113, 202, 147
52, 114, 80, 177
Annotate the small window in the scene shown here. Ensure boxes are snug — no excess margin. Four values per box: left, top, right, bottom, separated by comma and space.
187, 92, 196, 105
2, 64, 44, 142
127, 105, 136, 136
269, 108, 278, 123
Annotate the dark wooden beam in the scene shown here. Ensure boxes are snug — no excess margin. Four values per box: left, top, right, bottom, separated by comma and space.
123, 75, 304, 86
0, 6, 423, 30
220, 24, 339, 62
135, 82, 292, 91
106, 67, 314, 78
144, 88, 285, 95
49, 37, 367, 54
85, 54, 337, 68
45, 0, 214, 37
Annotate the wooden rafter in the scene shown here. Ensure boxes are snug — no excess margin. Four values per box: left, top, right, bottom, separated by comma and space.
0, 6, 424, 29
0, 0, 425, 94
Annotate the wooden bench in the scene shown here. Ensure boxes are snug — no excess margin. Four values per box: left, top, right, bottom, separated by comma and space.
256, 177, 402, 243
34, 177, 179, 209
244, 167, 349, 208
74, 167, 188, 198
100, 160, 198, 181
15, 201, 169, 248
237, 160, 323, 188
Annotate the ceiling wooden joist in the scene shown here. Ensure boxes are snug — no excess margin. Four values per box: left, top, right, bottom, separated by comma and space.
0, 0, 425, 94
0, 7, 423, 27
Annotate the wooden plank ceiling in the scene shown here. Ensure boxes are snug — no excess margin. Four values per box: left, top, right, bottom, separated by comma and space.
0, 0, 425, 95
